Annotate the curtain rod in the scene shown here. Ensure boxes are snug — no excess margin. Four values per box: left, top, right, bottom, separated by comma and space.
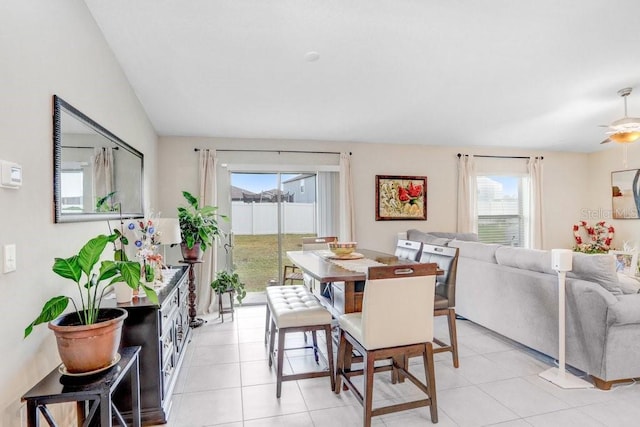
457, 153, 543, 160
61, 146, 119, 150
194, 148, 351, 155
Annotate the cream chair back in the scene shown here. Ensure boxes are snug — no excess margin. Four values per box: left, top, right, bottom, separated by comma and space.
360, 264, 436, 350
394, 239, 423, 261
302, 236, 338, 251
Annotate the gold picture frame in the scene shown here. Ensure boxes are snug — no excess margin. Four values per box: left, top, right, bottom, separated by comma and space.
375, 175, 427, 221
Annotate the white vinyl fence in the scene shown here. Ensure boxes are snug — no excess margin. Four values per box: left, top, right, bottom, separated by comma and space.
232, 202, 316, 235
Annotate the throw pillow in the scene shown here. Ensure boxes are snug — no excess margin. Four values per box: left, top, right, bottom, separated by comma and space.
617, 273, 640, 294
568, 252, 622, 295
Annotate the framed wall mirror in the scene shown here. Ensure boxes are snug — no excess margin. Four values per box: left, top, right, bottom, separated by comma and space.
53, 95, 144, 223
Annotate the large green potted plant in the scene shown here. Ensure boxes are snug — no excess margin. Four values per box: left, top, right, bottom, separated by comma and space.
24, 233, 159, 374
177, 190, 226, 261
210, 270, 247, 305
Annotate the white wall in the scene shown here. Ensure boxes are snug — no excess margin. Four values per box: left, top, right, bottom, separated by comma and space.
587, 144, 640, 247
158, 137, 591, 259
0, 2, 157, 424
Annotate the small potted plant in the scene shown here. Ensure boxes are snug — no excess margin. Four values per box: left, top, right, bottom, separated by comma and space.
177, 190, 226, 261
24, 233, 159, 374
210, 270, 247, 305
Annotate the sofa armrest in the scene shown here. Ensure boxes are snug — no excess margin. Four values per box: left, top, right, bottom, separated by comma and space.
607, 294, 640, 326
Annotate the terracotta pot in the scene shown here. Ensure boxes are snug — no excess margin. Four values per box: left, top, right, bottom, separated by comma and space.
48, 308, 128, 374
181, 242, 203, 261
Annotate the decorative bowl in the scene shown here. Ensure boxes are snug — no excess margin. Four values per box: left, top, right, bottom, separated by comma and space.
329, 242, 358, 256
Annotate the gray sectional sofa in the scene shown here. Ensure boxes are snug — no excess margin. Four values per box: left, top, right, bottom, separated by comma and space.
406, 229, 640, 389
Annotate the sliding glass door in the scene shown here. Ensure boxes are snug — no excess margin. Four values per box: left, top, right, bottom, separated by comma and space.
229, 171, 338, 298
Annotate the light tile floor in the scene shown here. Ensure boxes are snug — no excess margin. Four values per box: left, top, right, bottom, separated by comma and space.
158, 305, 640, 426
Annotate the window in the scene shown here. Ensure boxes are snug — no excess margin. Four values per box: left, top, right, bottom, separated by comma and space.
476, 175, 530, 247
60, 170, 84, 212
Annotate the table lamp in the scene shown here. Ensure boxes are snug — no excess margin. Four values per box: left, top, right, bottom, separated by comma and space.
154, 218, 182, 266
539, 249, 593, 389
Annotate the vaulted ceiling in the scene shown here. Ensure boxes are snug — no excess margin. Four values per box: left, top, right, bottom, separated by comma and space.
85, 0, 640, 152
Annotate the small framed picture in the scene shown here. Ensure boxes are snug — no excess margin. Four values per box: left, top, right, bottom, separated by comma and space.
375, 175, 427, 221
609, 250, 638, 277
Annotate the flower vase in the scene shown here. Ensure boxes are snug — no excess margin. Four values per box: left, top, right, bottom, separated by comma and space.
114, 281, 133, 303
144, 261, 155, 284
154, 263, 164, 286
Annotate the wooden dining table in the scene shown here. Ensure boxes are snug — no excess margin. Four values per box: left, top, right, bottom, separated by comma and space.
286, 249, 431, 318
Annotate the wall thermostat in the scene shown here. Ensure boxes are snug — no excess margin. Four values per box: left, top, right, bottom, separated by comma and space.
0, 160, 22, 189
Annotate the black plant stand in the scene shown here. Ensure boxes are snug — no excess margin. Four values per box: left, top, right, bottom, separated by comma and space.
181, 259, 206, 328
22, 346, 141, 427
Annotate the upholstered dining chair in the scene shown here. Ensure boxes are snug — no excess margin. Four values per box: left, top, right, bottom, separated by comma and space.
302, 236, 337, 250
419, 243, 460, 368
334, 263, 439, 426
282, 236, 338, 285
394, 239, 423, 261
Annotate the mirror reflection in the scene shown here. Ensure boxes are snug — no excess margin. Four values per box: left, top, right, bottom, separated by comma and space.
54, 95, 144, 223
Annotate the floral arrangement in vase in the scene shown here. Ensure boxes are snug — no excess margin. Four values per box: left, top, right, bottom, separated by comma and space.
572, 220, 615, 254
127, 217, 164, 285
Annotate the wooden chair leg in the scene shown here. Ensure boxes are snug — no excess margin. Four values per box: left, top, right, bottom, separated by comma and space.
334, 330, 347, 394
448, 308, 459, 368
363, 352, 375, 427
343, 338, 353, 391
324, 325, 335, 392
423, 342, 438, 423
391, 355, 406, 384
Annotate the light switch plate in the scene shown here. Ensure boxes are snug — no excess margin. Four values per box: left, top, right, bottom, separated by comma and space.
3, 244, 16, 273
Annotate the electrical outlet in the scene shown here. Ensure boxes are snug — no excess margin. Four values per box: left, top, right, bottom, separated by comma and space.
3, 244, 16, 273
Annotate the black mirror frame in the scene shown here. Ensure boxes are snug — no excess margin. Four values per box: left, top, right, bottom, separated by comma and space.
53, 95, 145, 223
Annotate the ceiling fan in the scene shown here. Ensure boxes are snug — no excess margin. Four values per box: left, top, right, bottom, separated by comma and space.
600, 87, 640, 144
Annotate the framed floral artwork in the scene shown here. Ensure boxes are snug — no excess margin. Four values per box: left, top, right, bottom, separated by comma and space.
375, 175, 427, 221
611, 169, 640, 219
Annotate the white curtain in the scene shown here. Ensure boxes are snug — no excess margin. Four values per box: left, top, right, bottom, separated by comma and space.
197, 149, 218, 314
339, 152, 355, 242
457, 154, 477, 233
317, 172, 340, 237
528, 156, 544, 249
93, 147, 114, 210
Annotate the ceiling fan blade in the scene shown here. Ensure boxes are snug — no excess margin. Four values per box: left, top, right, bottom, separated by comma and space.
600, 138, 612, 144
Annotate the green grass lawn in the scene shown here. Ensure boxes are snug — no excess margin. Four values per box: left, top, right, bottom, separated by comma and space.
233, 234, 315, 292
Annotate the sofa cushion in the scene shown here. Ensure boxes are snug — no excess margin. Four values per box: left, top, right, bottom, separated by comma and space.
427, 231, 478, 242
406, 229, 450, 246
448, 240, 500, 263
568, 252, 622, 295
495, 246, 556, 275
617, 273, 640, 294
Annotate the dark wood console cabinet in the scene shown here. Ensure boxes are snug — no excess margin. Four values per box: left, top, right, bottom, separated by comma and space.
105, 266, 190, 425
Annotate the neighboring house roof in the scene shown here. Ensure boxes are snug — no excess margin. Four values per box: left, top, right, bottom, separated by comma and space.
231, 185, 255, 200
282, 174, 314, 184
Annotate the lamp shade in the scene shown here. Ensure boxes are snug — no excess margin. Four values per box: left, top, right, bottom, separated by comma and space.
155, 218, 182, 245
551, 249, 573, 272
